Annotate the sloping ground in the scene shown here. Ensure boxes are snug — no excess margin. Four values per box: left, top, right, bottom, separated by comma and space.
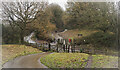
59, 29, 97, 39
92, 54, 118, 68
40, 53, 118, 68
2, 45, 42, 64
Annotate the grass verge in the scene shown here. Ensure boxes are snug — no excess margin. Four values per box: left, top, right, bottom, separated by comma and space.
40, 53, 89, 68
2, 45, 42, 64
92, 55, 118, 68
40, 53, 118, 68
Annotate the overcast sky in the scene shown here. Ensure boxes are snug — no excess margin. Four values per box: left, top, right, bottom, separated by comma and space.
48, 0, 67, 10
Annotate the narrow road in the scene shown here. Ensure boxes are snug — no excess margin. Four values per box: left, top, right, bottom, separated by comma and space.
24, 32, 36, 44
2, 30, 67, 68
3, 52, 50, 68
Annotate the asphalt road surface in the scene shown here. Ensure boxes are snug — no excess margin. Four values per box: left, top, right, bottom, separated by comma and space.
3, 52, 50, 68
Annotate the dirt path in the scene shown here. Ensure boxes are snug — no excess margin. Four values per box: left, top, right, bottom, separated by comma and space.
85, 55, 118, 68
85, 55, 92, 68
3, 52, 50, 68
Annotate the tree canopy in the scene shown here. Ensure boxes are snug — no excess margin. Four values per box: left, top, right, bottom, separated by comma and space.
65, 2, 117, 32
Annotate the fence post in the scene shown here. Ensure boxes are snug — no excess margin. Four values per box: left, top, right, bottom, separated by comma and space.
67, 45, 69, 53
57, 44, 58, 52
68, 38, 72, 53
65, 39, 67, 52
36, 43, 38, 48
42, 43, 44, 51
38, 43, 40, 50
63, 39, 65, 52
57, 39, 60, 52
73, 39, 75, 53
65, 44, 67, 52
49, 43, 51, 51
71, 44, 73, 53
71, 39, 73, 53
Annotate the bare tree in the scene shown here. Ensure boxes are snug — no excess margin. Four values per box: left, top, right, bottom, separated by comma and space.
2, 1, 48, 44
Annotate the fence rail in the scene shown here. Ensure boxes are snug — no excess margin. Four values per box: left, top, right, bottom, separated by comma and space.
26, 39, 118, 56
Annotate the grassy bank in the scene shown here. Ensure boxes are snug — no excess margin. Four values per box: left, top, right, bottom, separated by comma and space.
92, 55, 118, 68
59, 29, 117, 55
2, 45, 42, 64
60, 29, 97, 39
40, 53, 118, 68
41, 53, 89, 68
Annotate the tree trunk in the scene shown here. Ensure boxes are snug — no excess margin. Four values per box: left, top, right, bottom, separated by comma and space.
19, 29, 25, 44
103, 30, 106, 33
20, 36, 24, 44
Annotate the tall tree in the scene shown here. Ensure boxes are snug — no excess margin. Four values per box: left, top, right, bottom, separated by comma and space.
2, 2, 48, 44
46, 3, 64, 30
65, 2, 117, 32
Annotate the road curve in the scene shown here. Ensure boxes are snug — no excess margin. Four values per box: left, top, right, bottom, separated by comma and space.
3, 52, 50, 68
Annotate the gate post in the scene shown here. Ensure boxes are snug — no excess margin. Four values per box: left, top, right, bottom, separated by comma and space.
68, 45, 69, 53
65, 39, 67, 52
68, 38, 72, 53
63, 39, 65, 52
73, 39, 76, 53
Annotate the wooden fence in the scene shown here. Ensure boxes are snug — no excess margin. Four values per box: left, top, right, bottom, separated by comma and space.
27, 39, 118, 56
27, 39, 80, 53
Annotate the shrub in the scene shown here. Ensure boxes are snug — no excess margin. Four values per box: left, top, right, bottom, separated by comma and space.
75, 31, 115, 47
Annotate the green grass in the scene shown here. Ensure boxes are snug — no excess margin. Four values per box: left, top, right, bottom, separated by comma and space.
2, 45, 42, 64
40, 53, 118, 68
40, 53, 89, 68
92, 55, 118, 68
